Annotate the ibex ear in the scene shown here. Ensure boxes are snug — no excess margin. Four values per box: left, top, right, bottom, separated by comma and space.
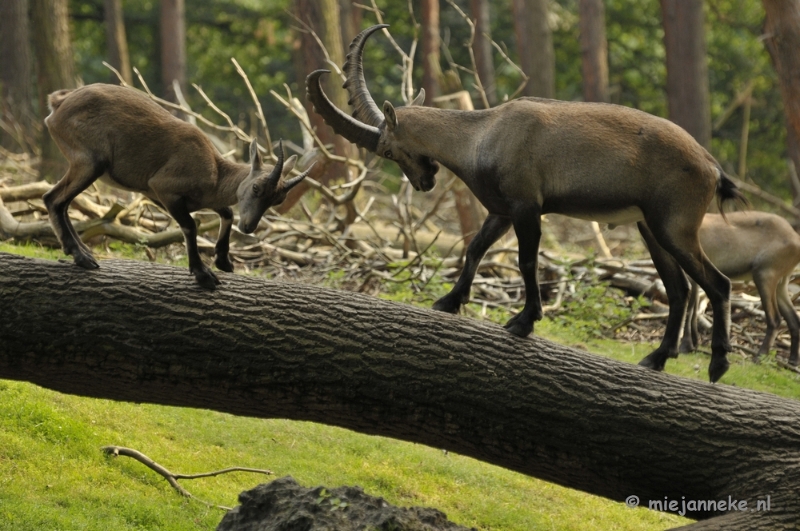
383, 101, 398, 130
249, 139, 262, 171
281, 155, 298, 177
410, 88, 425, 106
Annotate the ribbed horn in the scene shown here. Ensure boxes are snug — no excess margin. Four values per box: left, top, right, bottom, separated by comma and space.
264, 140, 285, 191
306, 70, 381, 152
342, 24, 388, 128
282, 162, 316, 192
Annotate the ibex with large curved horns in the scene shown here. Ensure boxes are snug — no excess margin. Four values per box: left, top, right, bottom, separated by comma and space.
44, 84, 312, 289
307, 25, 747, 382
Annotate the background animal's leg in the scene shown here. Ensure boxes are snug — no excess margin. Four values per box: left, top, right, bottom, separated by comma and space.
432, 214, 512, 313
644, 220, 731, 382
636, 222, 690, 371
679, 278, 700, 353
214, 207, 234, 272
503, 206, 543, 338
776, 276, 800, 365
752, 269, 782, 362
42, 159, 103, 269
161, 196, 220, 289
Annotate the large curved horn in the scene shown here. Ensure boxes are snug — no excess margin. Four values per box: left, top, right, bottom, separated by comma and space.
306, 70, 381, 152
342, 24, 388, 128
264, 140, 285, 191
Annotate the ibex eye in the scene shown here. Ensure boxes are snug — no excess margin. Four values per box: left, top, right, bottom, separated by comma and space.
252, 183, 260, 194
384, 150, 392, 159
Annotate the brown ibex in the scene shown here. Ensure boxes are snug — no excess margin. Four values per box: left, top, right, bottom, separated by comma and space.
680, 211, 800, 366
44, 84, 311, 289
306, 24, 747, 382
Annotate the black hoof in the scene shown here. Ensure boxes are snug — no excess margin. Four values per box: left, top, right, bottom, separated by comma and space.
73, 253, 99, 270
432, 295, 461, 314
193, 267, 221, 290
708, 356, 730, 383
504, 314, 533, 338
638, 351, 666, 372
214, 255, 234, 273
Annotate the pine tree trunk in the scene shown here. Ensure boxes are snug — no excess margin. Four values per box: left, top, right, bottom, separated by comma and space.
660, 0, 711, 149
762, 0, 800, 200
420, 0, 441, 103
31, 0, 76, 183
160, 0, 186, 103
0, 252, 798, 530
470, 0, 496, 106
578, 0, 609, 103
105, 0, 133, 85
512, 0, 555, 98
0, 0, 34, 150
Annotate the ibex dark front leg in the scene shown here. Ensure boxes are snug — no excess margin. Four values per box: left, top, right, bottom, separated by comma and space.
214, 207, 234, 272
503, 206, 543, 338
433, 214, 512, 313
163, 196, 220, 290
43, 159, 103, 270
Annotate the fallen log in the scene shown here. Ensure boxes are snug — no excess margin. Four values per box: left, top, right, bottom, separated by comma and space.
0, 252, 798, 530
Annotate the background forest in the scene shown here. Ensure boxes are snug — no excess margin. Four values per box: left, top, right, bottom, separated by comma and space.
2, 1, 800, 530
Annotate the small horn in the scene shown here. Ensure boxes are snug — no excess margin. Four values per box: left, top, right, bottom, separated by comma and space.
264, 140, 285, 190
282, 162, 316, 192
306, 70, 381, 152
342, 24, 388, 128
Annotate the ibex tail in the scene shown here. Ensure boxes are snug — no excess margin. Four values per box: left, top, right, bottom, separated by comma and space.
715, 166, 750, 219
47, 89, 75, 113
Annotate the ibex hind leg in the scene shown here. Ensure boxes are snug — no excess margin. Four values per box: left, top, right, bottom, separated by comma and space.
213, 207, 234, 272
433, 214, 512, 314
645, 221, 732, 382
753, 269, 782, 363
776, 276, 800, 366
42, 160, 103, 269
636, 222, 690, 372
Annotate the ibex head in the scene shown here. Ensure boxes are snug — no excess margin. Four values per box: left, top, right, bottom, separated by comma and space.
237, 140, 311, 234
306, 24, 439, 192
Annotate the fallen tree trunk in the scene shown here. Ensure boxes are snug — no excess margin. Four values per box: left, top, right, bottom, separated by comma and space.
0, 252, 798, 530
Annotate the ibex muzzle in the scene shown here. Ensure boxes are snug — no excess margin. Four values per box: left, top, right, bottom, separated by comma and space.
43, 84, 312, 289
306, 24, 748, 382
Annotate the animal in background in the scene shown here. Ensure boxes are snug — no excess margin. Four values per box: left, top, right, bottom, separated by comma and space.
681, 211, 800, 366
306, 24, 747, 382
44, 84, 311, 289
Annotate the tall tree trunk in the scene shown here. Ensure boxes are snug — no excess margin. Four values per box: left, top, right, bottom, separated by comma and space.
762, 0, 800, 200
0, 252, 798, 530
578, 0, 609, 103
512, 0, 554, 98
469, 0, 496, 106
420, 0, 441, 104
160, 0, 186, 103
660, 0, 711, 149
105, 0, 133, 85
31, 0, 76, 183
0, 0, 34, 151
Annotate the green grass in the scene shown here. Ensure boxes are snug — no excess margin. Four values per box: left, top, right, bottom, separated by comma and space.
1, 242, 798, 530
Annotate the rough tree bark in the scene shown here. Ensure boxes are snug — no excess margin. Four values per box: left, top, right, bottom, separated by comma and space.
0, 0, 34, 148
31, 0, 76, 183
578, 0, 609, 103
105, 0, 133, 85
160, 0, 186, 103
469, 0, 496, 106
660, 0, 711, 149
0, 253, 798, 530
420, 0, 441, 103
762, 0, 800, 202
512, 0, 554, 98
